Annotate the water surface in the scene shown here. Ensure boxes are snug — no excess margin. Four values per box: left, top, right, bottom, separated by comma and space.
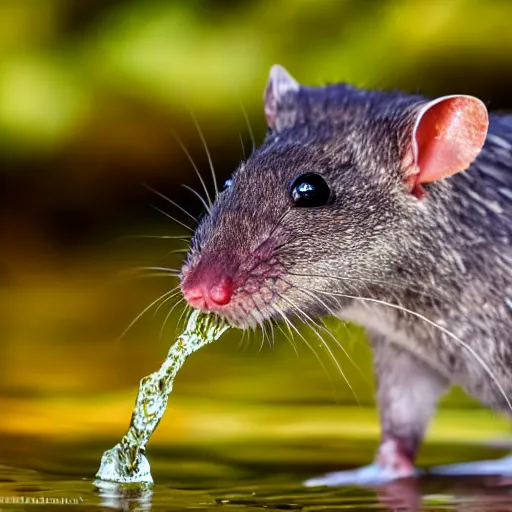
2, 427, 512, 511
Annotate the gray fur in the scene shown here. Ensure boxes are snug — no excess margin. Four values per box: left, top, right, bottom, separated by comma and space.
182, 68, 512, 454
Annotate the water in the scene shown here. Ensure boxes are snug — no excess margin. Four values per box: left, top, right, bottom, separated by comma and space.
97, 311, 229, 484
3, 442, 512, 511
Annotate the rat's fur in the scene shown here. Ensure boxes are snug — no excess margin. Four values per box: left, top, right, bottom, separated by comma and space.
181, 69, 512, 468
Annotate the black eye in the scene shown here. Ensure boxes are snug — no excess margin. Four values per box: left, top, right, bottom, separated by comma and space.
223, 178, 233, 190
290, 173, 332, 207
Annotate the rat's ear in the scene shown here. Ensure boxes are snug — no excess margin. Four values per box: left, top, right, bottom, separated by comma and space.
404, 95, 488, 195
264, 65, 300, 131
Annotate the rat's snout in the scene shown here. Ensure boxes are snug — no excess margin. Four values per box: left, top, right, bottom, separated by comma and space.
181, 258, 235, 312
183, 276, 233, 310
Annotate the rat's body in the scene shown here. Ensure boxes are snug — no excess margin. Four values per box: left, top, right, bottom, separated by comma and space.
181, 66, 512, 484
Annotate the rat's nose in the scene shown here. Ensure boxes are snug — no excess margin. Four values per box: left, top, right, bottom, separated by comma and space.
183, 277, 233, 310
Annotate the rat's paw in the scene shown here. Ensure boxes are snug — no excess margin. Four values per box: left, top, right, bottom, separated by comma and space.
304, 463, 420, 488
431, 454, 512, 476
304, 438, 420, 487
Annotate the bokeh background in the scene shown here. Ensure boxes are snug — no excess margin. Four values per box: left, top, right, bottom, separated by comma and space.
1, 0, 512, 480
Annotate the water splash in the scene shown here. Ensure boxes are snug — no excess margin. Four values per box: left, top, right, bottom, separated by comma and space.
95, 310, 229, 484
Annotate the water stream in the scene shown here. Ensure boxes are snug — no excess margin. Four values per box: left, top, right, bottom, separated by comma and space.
96, 311, 229, 484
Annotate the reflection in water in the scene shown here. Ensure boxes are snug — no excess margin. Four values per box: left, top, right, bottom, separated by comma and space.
374, 475, 512, 512
94, 480, 154, 511
2, 459, 512, 511
376, 478, 422, 511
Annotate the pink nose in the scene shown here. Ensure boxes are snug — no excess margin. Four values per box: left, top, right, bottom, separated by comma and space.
183, 278, 233, 310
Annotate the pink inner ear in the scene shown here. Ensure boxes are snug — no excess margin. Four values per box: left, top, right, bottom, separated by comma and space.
413, 96, 489, 184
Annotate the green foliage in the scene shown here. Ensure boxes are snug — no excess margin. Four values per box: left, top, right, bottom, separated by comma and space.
2, 0, 512, 156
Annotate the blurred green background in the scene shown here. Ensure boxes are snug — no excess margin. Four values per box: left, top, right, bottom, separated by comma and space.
1, 0, 512, 475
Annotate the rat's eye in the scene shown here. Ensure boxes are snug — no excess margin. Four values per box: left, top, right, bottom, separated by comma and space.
290, 173, 332, 207
223, 178, 233, 190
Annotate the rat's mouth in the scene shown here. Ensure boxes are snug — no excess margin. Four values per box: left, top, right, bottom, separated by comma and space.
182, 277, 291, 329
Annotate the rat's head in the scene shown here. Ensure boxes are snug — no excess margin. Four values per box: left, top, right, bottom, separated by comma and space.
181, 65, 488, 328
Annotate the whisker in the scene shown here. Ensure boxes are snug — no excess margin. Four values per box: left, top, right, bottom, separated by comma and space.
144, 184, 198, 224
237, 328, 249, 352
283, 269, 442, 302
266, 314, 276, 349
160, 297, 186, 341
117, 288, 178, 342
133, 266, 180, 274
112, 234, 191, 243
272, 306, 299, 357
173, 132, 213, 207
247, 323, 256, 348
275, 321, 299, 357
284, 281, 371, 389
277, 293, 358, 403
268, 235, 441, 298
239, 132, 246, 161
182, 184, 212, 215
251, 303, 271, 353
273, 303, 337, 393
253, 301, 276, 349
152, 205, 194, 233
189, 111, 219, 199
164, 248, 190, 255
129, 273, 181, 280
257, 318, 268, 354
177, 302, 191, 332
239, 101, 256, 153
116, 268, 179, 283
274, 304, 310, 358
153, 287, 181, 318
306, 286, 512, 413
263, 321, 273, 350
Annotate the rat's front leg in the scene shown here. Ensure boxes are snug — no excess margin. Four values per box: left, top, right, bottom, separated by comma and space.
305, 335, 449, 487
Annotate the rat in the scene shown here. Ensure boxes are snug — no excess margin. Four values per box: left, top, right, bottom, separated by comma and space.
180, 65, 512, 485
